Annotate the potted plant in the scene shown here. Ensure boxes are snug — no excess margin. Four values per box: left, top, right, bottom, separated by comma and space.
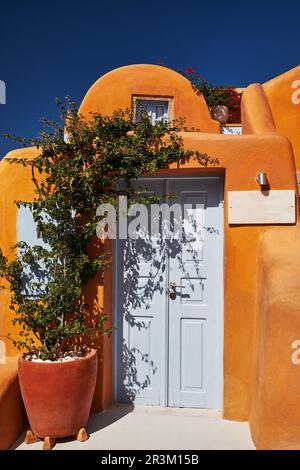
0, 100, 215, 449
182, 67, 241, 124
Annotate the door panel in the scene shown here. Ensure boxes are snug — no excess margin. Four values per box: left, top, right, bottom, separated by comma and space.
180, 318, 205, 391
116, 181, 167, 405
168, 178, 223, 409
115, 177, 223, 409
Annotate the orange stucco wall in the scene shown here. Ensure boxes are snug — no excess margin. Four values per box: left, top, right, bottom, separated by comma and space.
0, 138, 296, 420
1, 64, 300, 448
241, 65, 300, 448
250, 228, 300, 449
242, 83, 276, 135
243, 66, 300, 171
0, 357, 27, 449
79, 64, 220, 133
264, 66, 300, 170
0, 147, 37, 357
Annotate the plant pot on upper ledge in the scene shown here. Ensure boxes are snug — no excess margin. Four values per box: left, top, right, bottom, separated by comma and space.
210, 105, 229, 124
179, 68, 241, 126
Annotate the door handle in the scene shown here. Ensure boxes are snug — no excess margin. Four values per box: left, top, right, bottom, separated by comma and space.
169, 282, 185, 289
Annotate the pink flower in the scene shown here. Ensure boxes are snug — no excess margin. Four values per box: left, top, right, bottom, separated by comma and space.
186, 67, 195, 75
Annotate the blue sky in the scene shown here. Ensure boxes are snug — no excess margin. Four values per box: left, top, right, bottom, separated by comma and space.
0, 0, 299, 156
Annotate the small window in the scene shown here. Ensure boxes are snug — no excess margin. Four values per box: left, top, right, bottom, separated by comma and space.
133, 98, 172, 124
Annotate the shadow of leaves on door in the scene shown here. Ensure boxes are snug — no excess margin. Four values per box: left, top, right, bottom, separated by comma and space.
119, 206, 218, 402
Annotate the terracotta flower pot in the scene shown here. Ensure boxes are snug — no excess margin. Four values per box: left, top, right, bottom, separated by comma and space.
18, 349, 97, 439
210, 105, 229, 124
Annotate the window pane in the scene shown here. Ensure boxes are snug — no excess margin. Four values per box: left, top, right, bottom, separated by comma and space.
134, 99, 170, 124
156, 105, 165, 120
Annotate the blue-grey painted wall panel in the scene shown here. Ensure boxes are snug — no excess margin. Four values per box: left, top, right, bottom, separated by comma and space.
17, 206, 50, 297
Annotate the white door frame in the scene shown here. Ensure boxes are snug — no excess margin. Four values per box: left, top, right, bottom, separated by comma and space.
112, 175, 224, 409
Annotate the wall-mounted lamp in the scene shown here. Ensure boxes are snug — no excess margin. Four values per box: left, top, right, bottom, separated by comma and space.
256, 172, 268, 189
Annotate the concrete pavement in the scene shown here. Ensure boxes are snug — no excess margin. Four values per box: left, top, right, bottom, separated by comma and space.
14, 404, 255, 450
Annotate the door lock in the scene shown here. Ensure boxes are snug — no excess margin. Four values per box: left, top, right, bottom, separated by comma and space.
169, 282, 185, 300
170, 291, 176, 300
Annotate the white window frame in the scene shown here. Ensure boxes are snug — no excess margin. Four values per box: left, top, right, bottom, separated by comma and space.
132, 96, 173, 124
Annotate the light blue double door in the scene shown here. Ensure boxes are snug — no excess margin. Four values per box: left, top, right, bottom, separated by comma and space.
115, 177, 223, 409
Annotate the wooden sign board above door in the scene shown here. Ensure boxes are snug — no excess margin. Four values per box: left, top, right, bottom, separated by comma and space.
228, 190, 296, 225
